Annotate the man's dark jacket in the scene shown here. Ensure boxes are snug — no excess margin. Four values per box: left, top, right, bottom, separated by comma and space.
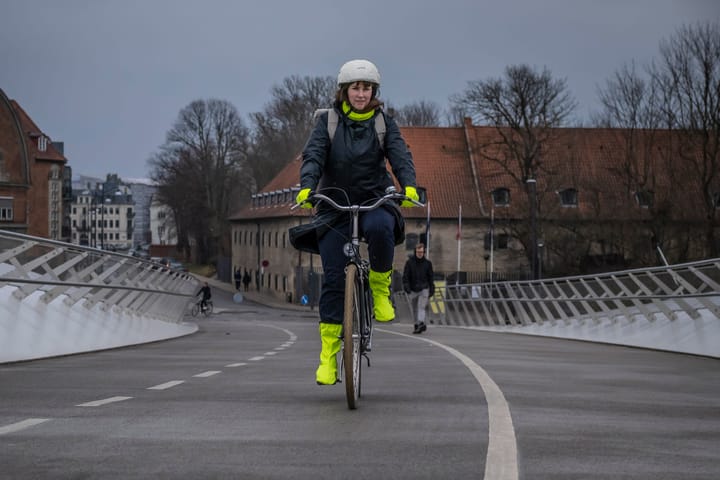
403, 256, 435, 296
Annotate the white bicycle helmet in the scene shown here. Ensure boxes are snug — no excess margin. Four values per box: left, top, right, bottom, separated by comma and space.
337, 59, 381, 86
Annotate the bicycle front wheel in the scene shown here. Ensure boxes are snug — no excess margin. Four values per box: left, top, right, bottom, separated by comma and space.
343, 263, 362, 410
191, 303, 200, 317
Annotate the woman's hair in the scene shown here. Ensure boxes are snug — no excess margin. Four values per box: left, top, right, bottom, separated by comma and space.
335, 81, 383, 112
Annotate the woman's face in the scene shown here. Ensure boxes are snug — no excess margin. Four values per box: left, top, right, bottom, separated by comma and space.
347, 82, 374, 111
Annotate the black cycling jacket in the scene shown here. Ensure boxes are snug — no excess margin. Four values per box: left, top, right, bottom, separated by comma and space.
291, 104, 416, 253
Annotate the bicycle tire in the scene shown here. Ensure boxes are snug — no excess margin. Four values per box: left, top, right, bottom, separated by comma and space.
191, 303, 200, 317
203, 301, 213, 317
343, 263, 362, 409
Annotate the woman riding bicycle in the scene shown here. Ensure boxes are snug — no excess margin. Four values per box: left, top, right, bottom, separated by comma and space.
292, 59, 418, 385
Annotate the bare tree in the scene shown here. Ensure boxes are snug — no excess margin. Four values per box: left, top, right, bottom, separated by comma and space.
247, 75, 336, 190
594, 61, 663, 129
392, 100, 442, 126
455, 64, 576, 180
592, 62, 686, 263
149, 99, 251, 263
651, 21, 720, 258
452, 64, 577, 277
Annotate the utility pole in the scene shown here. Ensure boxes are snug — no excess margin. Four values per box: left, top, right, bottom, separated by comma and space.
527, 178, 538, 280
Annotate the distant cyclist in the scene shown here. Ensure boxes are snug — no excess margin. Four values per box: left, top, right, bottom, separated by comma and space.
196, 282, 212, 312
291, 59, 418, 385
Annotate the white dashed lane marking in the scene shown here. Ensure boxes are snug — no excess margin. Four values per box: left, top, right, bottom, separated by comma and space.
147, 380, 185, 390
3, 329, 298, 437
76, 396, 133, 407
0, 418, 50, 435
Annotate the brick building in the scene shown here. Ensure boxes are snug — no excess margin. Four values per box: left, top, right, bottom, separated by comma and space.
230, 118, 718, 304
0, 88, 67, 239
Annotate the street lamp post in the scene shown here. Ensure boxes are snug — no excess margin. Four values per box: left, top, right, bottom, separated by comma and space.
527, 178, 538, 280
101, 200, 105, 250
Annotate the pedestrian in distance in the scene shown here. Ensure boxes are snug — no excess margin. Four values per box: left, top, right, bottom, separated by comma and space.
292, 58, 418, 385
242, 269, 251, 292
403, 243, 434, 334
234, 268, 242, 290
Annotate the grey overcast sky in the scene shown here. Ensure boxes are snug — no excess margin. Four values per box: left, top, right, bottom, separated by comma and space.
1, 0, 718, 181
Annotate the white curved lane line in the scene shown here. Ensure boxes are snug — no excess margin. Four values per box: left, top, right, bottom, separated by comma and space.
380, 328, 518, 480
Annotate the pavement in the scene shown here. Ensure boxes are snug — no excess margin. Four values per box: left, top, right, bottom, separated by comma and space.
194, 274, 318, 313
195, 274, 416, 322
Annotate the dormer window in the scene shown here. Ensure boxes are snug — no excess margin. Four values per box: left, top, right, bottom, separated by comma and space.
38, 135, 47, 152
491, 188, 510, 206
558, 188, 578, 207
635, 190, 654, 208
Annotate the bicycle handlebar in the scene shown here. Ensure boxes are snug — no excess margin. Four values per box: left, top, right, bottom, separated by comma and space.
290, 190, 425, 211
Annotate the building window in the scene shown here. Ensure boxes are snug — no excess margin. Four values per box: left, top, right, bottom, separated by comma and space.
0, 197, 13, 221
713, 192, 720, 208
491, 188, 510, 206
635, 190, 654, 208
405, 232, 419, 250
484, 233, 509, 250
558, 188, 578, 207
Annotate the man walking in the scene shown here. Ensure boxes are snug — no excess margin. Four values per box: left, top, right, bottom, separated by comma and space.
402, 243, 435, 334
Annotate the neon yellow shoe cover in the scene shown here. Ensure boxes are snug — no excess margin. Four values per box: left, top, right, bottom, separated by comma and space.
369, 269, 395, 322
316, 323, 342, 385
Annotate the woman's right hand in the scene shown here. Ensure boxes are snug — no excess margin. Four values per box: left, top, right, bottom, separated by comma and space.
295, 188, 313, 209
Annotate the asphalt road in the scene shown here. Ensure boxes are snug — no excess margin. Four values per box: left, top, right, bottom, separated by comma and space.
1, 288, 718, 479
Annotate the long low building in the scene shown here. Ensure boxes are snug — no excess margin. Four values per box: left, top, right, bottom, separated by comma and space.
229, 117, 720, 305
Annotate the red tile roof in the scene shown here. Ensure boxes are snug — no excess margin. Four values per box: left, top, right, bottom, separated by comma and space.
10, 100, 66, 163
230, 120, 714, 224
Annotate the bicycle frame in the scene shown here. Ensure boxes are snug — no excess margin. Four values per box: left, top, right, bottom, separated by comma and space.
293, 188, 424, 409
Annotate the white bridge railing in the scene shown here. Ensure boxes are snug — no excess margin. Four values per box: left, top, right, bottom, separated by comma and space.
0, 230, 198, 321
0, 230, 199, 363
400, 258, 720, 357
439, 259, 720, 326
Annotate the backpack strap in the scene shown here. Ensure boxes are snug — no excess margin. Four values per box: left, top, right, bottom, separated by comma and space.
327, 109, 339, 140
374, 111, 386, 147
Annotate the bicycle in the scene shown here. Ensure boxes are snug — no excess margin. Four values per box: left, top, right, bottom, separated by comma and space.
293, 186, 424, 409
190, 298, 213, 317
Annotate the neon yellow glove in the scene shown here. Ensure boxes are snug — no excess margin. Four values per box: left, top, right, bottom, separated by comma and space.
401, 186, 419, 207
296, 188, 313, 209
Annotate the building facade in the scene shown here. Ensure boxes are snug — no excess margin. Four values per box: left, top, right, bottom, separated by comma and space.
69, 185, 134, 250
0, 88, 67, 239
229, 119, 720, 304
149, 193, 178, 246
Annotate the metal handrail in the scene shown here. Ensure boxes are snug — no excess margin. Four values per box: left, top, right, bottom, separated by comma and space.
429, 258, 720, 327
0, 229, 198, 323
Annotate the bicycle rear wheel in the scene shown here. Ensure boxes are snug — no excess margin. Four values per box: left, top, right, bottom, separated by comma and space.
343, 263, 362, 410
203, 301, 213, 317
